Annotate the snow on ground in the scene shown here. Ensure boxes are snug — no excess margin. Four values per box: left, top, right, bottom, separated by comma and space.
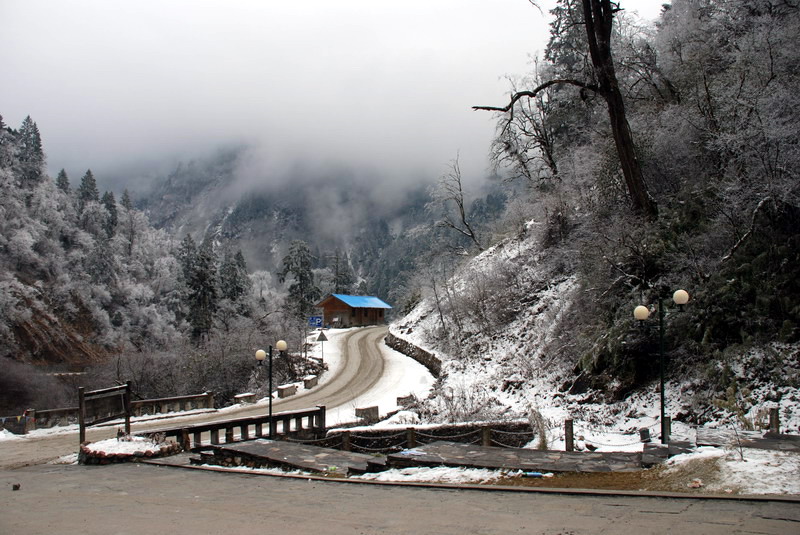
83, 435, 163, 455
666, 447, 800, 495
354, 466, 515, 484
0, 429, 24, 441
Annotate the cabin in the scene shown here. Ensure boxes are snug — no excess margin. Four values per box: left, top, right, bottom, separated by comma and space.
315, 294, 392, 328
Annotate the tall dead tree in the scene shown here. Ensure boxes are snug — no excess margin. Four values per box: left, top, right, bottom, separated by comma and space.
474, 0, 658, 219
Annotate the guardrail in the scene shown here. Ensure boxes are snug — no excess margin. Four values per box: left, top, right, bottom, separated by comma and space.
140, 405, 327, 450
130, 392, 215, 416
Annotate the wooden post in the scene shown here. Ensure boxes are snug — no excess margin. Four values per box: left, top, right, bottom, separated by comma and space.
481, 426, 491, 447
269, 417, 278, 439
241, 424, 250, 441
316, 405, 326, 433
769, 408, 780, 433
225, 427, 234, 443
255, 422, 263, 438
123, 383, 131, 436
193, 430, 202, 447
180, 429, 190, 451
342, 431, 351, 451
205, 391, 215, 409
565, 419, 574, 452
662, 416, 671, 444
78, 387, 86, 445
282, 416, 291, 435
406, 427, 417, 448
24, 409, 36, 433
210, 428, 220, 445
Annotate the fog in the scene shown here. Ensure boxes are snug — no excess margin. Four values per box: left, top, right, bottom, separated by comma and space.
1, 0, 665, 193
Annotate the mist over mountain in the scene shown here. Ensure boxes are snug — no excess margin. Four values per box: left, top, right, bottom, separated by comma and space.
133, 144, 506, 307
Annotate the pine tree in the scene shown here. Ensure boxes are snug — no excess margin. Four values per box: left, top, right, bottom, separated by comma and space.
121, 189, 133, 210
219, 249, 251, 302
101, 191, 118, 237
56, 169, 71, 193
185, 237, 218, 339
17, 116, 44, 185
331, 250, 355, 294
177, 234, 197, 282
278, 240, 321, 317
77, 169, 99, 212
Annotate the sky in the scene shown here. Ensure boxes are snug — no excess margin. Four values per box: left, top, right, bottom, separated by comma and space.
0, 0, 666, 191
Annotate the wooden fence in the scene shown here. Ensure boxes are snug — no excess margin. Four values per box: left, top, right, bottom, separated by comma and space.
308, 421, 535, 453
4, 391, 216, 435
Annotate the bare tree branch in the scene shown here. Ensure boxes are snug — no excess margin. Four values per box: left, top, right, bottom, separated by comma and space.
431, 155, 483, 251
721, 197, 774, 263
473, 78, 599, 112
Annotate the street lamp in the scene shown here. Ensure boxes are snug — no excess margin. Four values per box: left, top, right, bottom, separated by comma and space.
255, 339, 287, 439
634, 289, 689, 444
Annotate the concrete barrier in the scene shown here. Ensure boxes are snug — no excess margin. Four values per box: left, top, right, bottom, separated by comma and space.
277, 384, 298, 398
234, 393, 256, 405
355, 406, 380, 421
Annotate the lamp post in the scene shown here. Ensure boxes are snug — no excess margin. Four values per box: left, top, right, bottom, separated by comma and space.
634, 289, 689, 444
255, 339, 287, 439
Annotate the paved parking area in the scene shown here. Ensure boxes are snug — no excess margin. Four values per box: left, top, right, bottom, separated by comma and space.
3, 463, 799, 535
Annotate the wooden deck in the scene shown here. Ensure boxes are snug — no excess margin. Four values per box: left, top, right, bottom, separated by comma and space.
150, 439, 648, 476
696, 428, 800, 452
140, 425, 800, 480
387, 441, 644, 473
197, 439, 388, 476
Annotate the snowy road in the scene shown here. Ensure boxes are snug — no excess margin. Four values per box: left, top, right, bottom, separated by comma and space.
0, 326, 433, 468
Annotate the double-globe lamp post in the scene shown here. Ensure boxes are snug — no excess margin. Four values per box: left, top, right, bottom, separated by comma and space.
255, 339, 287, 439
634, 289, 689, 445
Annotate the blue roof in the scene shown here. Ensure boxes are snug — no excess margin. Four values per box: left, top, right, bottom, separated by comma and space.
332, 294, 392, 309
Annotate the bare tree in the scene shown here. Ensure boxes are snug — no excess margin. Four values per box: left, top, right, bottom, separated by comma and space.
431, 155, 483, 250
475, 0, 658, 219
491, 66, 560, 183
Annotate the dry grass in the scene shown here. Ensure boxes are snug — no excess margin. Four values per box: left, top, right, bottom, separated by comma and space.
491, 456, 738, 494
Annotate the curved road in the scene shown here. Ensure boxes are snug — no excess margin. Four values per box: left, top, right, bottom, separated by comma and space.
0, 326, 389, 469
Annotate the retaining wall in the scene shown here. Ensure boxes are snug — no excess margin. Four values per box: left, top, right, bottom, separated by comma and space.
384, 332, 441, 377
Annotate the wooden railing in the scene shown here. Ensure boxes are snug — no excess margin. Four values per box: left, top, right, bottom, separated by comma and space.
18, 392, 216, 432
140, 405, 327, 450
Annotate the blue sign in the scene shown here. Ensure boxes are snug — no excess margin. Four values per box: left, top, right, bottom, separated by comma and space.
308, 316, 323, 328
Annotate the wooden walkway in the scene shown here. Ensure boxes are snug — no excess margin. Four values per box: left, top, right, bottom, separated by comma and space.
696, 428, 800, 452
195, 439, 387, 476
149, 440, 648, 475
387, 441, 643, 473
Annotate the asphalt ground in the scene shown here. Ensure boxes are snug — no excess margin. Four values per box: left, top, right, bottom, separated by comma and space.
3, 463, 800, 535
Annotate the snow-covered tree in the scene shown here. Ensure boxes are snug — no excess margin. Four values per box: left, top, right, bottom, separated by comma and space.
278, 239, 320, 317
77, 169, 99, 212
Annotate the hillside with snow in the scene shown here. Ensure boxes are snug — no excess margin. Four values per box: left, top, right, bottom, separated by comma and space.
390, 222, 800, 444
